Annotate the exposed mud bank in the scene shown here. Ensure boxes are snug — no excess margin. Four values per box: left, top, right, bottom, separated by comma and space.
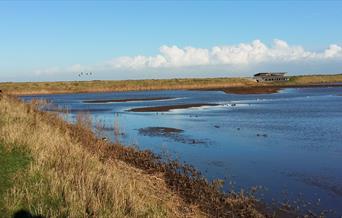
128, 103, 219, 112
139, 127, 184, 135
138, 127, 208, 145
219, 87, 281, 94
197, 83, 342, 95
83, 97, 173, 103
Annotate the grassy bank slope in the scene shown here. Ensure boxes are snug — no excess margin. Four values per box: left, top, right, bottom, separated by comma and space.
1, 74, 342, 95
0, 96, 265, 217
0, 96, 203, 217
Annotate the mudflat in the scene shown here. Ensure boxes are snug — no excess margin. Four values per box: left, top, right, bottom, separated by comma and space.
200, 83, 342, 94
83, 97, 172, 103
128, 103, 219, 112
138, 127, 184, 135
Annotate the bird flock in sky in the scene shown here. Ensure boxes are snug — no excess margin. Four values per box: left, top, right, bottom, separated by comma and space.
77, 72, 94, 78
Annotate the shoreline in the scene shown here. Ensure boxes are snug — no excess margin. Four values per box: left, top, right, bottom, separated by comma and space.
14, 83, 342, 97
1, 74, 342, 96
8, 82, 342, 96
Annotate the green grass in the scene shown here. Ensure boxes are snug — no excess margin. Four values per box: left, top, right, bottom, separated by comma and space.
0, 143, 31, 214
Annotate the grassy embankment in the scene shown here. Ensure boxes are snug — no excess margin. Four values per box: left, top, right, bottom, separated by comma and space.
0, 96, 202, 217
0, 95, 265, 217
1, 74, 342, 96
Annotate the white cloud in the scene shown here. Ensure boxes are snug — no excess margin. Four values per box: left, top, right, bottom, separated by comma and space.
105, 39, 342, 69
34, 39, 342, 78
107, 55, 167, 69
324, 44, 342, 58
160, 46, 210, 67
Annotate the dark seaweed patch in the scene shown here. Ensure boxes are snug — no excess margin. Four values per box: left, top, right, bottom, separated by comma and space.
138, 127, 208, 145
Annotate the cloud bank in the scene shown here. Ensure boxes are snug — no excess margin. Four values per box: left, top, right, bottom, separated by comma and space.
103, 39, 342, 69
34, 39, 342, 79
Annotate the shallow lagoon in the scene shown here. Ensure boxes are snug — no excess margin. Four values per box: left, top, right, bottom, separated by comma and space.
22, 87, 342, 216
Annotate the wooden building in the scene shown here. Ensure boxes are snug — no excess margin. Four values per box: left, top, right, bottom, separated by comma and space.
254, 72, 289, 82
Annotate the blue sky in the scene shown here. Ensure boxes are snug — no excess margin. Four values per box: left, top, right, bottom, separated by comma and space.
1, 1, 342, 82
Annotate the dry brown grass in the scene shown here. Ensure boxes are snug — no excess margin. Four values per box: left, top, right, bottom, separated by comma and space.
1, 74, 342, 96
0, 77, 255, 95
287, 74, 342, 85
0, 95, 202, 218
